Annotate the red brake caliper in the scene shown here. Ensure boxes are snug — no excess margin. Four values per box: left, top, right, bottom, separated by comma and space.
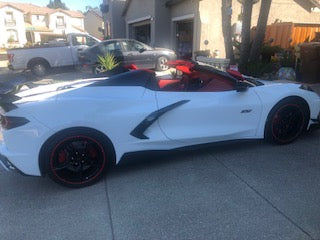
58, 151, 66, 163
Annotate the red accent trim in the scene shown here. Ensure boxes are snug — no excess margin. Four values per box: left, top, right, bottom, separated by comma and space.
227, 69, 244, 81
50, 135, 107, 185
124, 64, 138, 70
165, 60, 195, 68
176, 65, 192, 74
158, 79, 181, 89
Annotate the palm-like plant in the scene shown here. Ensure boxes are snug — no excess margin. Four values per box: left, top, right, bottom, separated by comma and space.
96, 53, 119, 73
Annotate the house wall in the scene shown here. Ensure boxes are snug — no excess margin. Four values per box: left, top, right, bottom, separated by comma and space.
31, 14, 47, 27
154, 0, 170, 48
124, 0, 155, 45
122, 0, 320, 58
266, 0, 320, 24
84, 12, 104, 39
49, 12, 84, 35
49, 11, 68, 34
70, 17, 84, 30
0, 6, 27, 47
110, 0, 126, 38
197, 0, 223, 57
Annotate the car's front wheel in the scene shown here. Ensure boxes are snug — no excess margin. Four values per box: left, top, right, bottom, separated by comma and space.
93, 64, 106, 74
156, 56, 169, 71
265, 98, 309, 144
43, 128, 114, 188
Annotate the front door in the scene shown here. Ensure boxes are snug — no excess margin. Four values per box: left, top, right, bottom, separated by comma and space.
156, 89, 262, 144
70, 34, 99, 64
176, 20, 193, 60
121, 40, 154, 68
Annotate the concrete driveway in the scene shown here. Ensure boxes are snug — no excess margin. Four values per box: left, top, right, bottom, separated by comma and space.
1, 130, 320, 240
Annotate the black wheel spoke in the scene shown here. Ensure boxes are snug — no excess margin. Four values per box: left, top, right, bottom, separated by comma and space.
50, 135, 106, 185
272, 104, 305, 143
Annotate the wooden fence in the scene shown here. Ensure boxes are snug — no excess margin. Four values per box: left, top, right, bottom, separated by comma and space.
251, 22, 320, 49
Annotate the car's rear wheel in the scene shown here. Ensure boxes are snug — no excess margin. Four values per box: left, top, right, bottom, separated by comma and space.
265, 98, 309, 144
31, 61, 49, 77
44, 128, 114, 188
156, 56, 169, 71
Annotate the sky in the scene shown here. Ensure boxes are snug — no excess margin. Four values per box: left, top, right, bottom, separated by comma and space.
4, 0, 102, 12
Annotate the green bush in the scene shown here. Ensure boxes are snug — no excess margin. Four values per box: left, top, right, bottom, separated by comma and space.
97, 53, 119, 72
242, 61, 274, 78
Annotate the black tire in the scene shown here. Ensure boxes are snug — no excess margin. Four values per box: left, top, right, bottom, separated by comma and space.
156, 56, 169, 71
42, 128, 114, 188
31, 61, 49, 77
265, 98, 309, 144
92, 64, 106, 74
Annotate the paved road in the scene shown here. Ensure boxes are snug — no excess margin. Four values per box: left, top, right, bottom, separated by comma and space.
1, 130, 320, 240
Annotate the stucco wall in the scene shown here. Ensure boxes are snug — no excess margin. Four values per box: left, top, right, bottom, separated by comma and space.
198, 0, 224, 57
125, 0, 155, 45
84, 12, 104, 39
0, 6, 27, 47
266, 0, 320, 24
170, 0, 195, 18
170, 0, 200, 55
49, 12, 84, 34
154, 0, 171, 48
31, 14, 47, 27
110, 0, 126, 38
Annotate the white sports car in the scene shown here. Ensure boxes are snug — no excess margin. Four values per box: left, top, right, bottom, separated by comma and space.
0, 60, 319, 187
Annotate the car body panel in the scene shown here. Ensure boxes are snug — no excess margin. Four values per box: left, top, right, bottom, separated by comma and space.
156, 89, 263, 144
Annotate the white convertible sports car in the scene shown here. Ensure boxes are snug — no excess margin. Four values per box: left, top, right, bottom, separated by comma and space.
0, 60, 319, 187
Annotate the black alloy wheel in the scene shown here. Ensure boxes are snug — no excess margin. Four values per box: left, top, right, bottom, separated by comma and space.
265, 99, 309, 144
45, 129, 113, 187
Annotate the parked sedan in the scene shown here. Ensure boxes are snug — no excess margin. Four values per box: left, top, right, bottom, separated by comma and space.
79, 39, 176, 73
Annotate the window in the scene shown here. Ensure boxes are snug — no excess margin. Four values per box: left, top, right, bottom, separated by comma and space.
99, 41, 122, 55
5, 12, 16, 26
5, 12, 14, 22
56, 16, 65, 27
7, 29, 18, 43
103, 42, 121, 51
71, 35, 98, 46
122, 40, 147, 52
36, 15, 40, 20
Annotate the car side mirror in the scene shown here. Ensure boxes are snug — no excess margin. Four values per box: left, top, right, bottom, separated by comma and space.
235, 81, 248, 92
138, 48, 146, 53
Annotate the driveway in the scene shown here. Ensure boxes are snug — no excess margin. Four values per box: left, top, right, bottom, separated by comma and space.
1, 131, 320, 240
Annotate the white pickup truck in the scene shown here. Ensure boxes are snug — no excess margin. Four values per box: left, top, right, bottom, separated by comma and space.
7, 33, 100, 76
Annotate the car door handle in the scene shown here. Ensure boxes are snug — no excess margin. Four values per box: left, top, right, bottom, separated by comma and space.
127, 53, 133, 56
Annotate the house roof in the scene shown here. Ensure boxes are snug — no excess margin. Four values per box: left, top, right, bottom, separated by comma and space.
50, 8, 84, 18
85, 8, 103, 19
0, 1, 51, 14
0, 1, 84, 18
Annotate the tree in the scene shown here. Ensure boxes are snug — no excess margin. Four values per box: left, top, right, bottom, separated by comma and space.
221, 0, 235, 64
239, 0, 254, 69
85, 6, 93, 11
47, 0, 69, 10
249, 0, 272, 61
